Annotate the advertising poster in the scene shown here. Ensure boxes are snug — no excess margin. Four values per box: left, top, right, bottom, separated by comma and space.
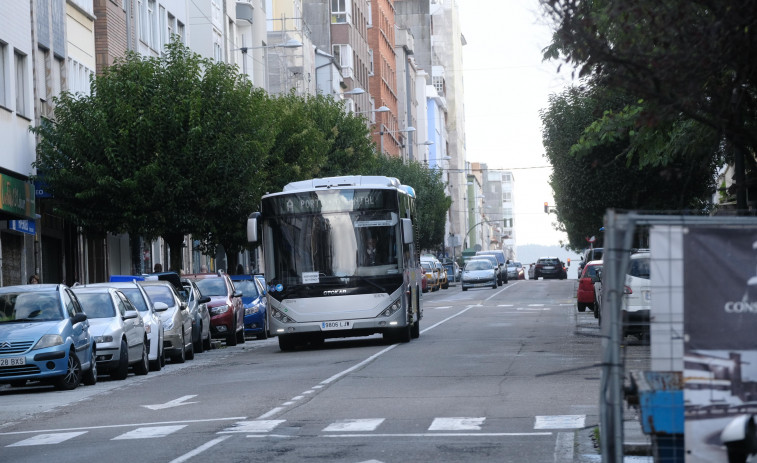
684, 227, 757, 462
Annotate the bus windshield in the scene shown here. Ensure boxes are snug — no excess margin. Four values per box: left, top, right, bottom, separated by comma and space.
264, 209, 400, 285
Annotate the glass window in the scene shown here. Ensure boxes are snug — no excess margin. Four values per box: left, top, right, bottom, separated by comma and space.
121, 288, 148, 312
76, 292, 116, 318
15, 51, 27, 116
0, 42, 6, 107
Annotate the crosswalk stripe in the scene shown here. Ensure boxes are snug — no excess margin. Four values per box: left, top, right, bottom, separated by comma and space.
7, 432, 87, 447
323, 419, 385, 432
534, 415, 585, 429
428, 417, 485, 431
112, 425, 187, 440
219, 420, 286, 434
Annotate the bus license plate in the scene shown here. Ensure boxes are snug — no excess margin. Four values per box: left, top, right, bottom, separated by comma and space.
321, 321, 352, 331
0, 357, 25, 367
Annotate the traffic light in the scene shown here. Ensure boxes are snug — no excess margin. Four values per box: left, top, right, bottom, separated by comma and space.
544, 202, 549, 213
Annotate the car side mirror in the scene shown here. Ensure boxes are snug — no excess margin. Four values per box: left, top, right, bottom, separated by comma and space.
123, 310, 139, 320
180, 302, 188, 311
198, 296, 211, 304
595, 270, 602, 281
153, 302, 169, 312
232, 290, 243, 298
72, 313, 88, 324
721, 414, 757, 462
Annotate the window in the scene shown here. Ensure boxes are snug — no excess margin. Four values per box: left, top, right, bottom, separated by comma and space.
160, 5, 166, 50
138, 0, 148, 42
15, 51, 28, 117
67, 58, 94, 96
502, 191, 512, 201
0, 42, 6, 107
148, 0, 156, 47
36, 47, 48, 102
167, 13, 175, 41
368, 49, 374, 76
331, 0, 351, 24
176, 21, 185, 42
332, 44, 353, 78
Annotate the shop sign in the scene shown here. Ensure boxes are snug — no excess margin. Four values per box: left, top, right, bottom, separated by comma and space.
0, 174, 35, 220
8, 220, 36, 235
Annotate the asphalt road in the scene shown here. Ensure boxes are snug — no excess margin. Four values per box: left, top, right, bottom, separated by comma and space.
0, 278, 606, 463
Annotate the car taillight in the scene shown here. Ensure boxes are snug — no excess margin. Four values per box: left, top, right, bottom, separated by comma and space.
624, 285, 632, 295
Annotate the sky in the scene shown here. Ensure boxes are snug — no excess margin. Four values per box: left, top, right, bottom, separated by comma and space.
456, 0, 575, 247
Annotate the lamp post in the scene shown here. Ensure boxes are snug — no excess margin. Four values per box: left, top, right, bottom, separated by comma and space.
376, 126, 415, 156
234, 39, 303, 89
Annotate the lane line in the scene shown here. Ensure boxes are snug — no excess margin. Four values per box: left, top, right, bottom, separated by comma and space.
168, 436, 231, 463
322, 432, 552, 438
0, 416, 247, 436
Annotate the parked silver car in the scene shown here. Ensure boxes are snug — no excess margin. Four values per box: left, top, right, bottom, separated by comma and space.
461, 259, 498, 291
180, 278, 212, 353
72, 286, 149, 380
138, 281, 194, 363
87, 280, 166, 371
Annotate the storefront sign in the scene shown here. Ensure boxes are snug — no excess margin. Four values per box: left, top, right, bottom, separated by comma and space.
0, 174, 35, 220
8, 220, 36, 235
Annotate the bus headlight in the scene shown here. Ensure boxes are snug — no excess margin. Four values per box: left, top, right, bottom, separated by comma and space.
380, 298, 402, 317
271, 307, 295, 323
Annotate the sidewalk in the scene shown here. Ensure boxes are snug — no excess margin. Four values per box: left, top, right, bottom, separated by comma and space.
575, 414, 652, 462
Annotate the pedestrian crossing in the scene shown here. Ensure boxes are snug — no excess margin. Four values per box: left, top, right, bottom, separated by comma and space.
2, 415, 585, 447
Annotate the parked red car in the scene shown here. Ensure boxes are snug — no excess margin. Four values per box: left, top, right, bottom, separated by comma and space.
183, 272, 245, 346
576, 260, 602, 312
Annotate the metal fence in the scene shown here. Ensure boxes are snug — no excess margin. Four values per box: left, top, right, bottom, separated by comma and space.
599, 210, 757, 463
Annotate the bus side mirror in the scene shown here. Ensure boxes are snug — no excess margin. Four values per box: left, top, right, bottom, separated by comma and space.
402, 218, 413, 244
247, 213, 260, 243
721, 414, 757, 463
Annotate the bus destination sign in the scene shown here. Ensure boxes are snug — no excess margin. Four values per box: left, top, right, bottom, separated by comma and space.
267, 190, 388, 215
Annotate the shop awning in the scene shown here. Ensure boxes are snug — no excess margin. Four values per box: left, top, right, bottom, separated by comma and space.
0, 173, 36, 220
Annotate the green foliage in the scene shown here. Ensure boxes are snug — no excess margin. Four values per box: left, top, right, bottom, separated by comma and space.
541, 83, 719, 249
33, 39, 275, 271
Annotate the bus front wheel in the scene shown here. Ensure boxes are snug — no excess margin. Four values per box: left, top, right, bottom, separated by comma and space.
278, 335, 299, 351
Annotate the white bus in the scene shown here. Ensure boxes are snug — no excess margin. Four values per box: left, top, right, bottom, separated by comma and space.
247, 176, 423, 351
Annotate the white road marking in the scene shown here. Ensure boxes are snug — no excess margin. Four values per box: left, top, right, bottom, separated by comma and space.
0, 417, 246, 436
323, 419, 385, 432
7, 432, 86, 447
322, 432, 551, 438
143, 395, 198, 410
517, 307, 551, 311
534, 415, 585, 429
433, 306, 452, 310
428, 417, 485, 431
112, 425, 186, 440
497, 304, 514, 307
219, 420, 286, 434
554, 431, 575, 463
168, 436, 231, 463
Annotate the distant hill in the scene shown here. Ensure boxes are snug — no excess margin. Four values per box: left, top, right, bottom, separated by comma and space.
514, 244, 584, 279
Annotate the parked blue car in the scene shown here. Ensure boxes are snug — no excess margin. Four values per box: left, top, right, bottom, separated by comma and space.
229, 275, 268, 339
0, 284, 97, 390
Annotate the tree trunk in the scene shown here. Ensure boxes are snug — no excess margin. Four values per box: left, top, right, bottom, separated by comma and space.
164, 233, 185, 274
130, 235, 143, 275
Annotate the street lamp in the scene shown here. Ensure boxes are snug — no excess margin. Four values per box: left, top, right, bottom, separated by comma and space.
234, 39, 303, 83
376, 126, 415, 156
355, 105, 389, 115
339, 87, 365, 97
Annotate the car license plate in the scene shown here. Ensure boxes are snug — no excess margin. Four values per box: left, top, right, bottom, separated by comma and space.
0, 357, 25, 367
321, 321, 352, 331
642, 290, 651, 302
544, 266, 554, 270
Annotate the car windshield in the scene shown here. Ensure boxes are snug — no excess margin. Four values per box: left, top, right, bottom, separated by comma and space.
142, 285, 178, 307
76, 292, 116, 318
193, 278, 227, 297
233, 280, 259, 297
120, 288, 148, 312
0, 291, 63, 322
466, 260, 491, 271
582, 265, 602, 279
539, 259, 560, 265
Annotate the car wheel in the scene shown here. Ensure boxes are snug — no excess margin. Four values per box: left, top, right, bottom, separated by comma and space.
159, 343, 166, 367
82, 347, 97, 386
577, 303, 587, 312
384, 324, 411, 344
257, 317, 269, 340
237, 323, 246, 344
226, 321, 238, 346
54, 350, 83, 390
185, 333, 195, 360
593, 303, 600, 319
172, 333, 187, 363
194, 324, 204, 354
150, 339, 162, 372
110, 340, 130, 380
134, 341, 149, 375
462, 286, 468, 291
203, 330, 212, 350
492, 280, 498, 289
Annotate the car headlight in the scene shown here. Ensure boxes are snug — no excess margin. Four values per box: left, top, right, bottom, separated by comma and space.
271, 307, 295, 323
33, 335, 63, 350
245, 306, 259, 315
210, 305, 230, 316
95, 335, 113, 343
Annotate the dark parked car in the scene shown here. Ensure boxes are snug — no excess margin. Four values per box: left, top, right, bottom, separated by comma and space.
534, 257, 567, 280
184, 272, 245, 346
229, 274, 268, 340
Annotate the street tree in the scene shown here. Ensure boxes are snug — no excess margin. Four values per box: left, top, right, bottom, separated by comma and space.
541, 83, 720, 249
33, 40, 274, 274
541, 0, 757, 211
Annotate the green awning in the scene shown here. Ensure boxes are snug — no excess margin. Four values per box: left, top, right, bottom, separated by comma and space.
0, 173, 36, 220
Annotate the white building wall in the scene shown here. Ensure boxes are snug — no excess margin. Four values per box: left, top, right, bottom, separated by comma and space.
0, 2, 36, 178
